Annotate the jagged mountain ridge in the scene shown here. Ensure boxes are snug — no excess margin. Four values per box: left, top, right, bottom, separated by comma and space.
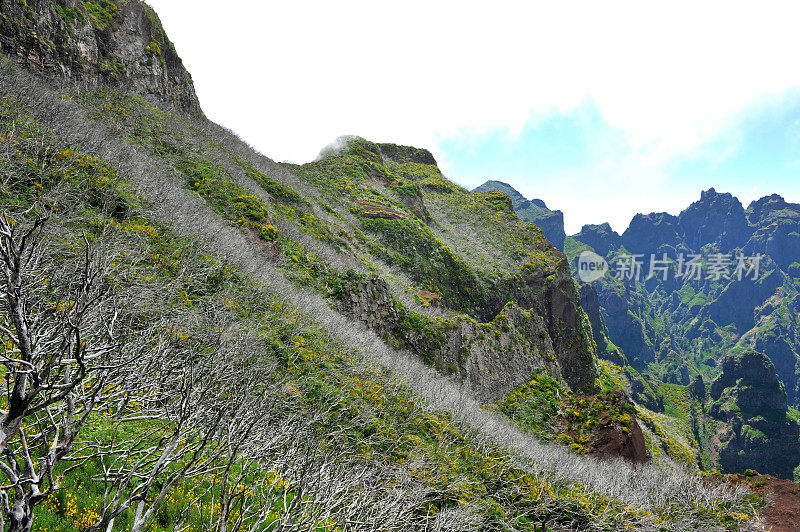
569, 187, 800, 415
566, 188, 800, 480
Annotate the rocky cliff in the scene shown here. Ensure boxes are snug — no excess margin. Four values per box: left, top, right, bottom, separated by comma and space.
573, 222, 621, 257
578, 282, 626, 366
708, 350, 800, 479
327, 147, 598, 402
0, 0, 201, 114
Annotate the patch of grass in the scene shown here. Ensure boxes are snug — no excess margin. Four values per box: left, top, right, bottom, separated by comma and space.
83, 0, 117, 29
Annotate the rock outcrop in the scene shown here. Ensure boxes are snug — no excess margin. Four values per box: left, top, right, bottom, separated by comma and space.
0, 0, 201, 114
678, 188, 752, 251
473, 180, 566, 249
337, 275, 597, 403
709, 350, 800, 479
746, 194, 800, 270
573, 223, 621, 257
578, 282, 626, 366
589, 413, 648, 463
621, 212, 680, 256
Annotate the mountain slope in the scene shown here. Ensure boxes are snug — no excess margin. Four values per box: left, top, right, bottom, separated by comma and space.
0, 1, 770, 529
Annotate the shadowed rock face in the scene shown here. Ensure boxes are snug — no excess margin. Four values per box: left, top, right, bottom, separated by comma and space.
622, 212, 680, 255
573, 223, 621, 257
578, 283, 626, 366
0, 0, 201, 115
709, 351, 800, 479
678, 188, 752, 251
337, 273, 598, 404
746, 194, 800, 270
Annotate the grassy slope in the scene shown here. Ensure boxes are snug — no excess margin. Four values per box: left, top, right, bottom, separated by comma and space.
0, 59, 767, 530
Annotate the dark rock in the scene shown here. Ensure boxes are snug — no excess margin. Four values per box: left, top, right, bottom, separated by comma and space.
573, 222, 621, 257
579, 283, 626, 366
621, 212, 680, 255
0, 0, 201, 115
677, 188, 752, 250
745, 194, 800, 270
702, 267, 783, 333
594, 281, 657, 367
708, 350, 800, 479
689, 374, 706, 398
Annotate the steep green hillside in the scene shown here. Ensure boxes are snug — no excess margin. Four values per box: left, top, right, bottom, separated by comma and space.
0, 60, 765, 532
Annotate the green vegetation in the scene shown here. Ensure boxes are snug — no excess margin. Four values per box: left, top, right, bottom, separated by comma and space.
83, 0, 118, 29
361, 216, 483, 315
500, 373, 637, 455
0, 37, 773, 527
0, 83, 765, 531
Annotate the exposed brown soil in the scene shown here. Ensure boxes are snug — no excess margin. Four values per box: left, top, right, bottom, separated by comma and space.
725, 473, 800, 531
752, 476, 800, 532
587, 417, 648, 463
417, 290, 441, 308
558, 391, 648, 464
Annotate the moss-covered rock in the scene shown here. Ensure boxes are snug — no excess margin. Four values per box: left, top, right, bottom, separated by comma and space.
709, 350, 800, 479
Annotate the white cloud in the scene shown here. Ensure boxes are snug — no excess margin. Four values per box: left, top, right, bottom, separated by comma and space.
146, 0, 800, 231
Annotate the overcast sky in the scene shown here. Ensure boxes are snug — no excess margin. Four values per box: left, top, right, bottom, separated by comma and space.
147, 0, 800, 234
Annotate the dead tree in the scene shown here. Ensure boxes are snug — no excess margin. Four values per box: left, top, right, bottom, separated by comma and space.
0, 209, 121, 532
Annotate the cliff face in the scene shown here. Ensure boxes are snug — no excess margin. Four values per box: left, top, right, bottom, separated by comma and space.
678, 188, 751, 250
573, 223, 621, 257
578, 282, 626, 366
746, 194, 800, 270
709, 351, 800, 479
0, 0, 201, 115
329, 146, 598, 402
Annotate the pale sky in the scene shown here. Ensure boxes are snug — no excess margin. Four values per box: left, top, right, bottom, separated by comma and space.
148, 0, 800, 234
